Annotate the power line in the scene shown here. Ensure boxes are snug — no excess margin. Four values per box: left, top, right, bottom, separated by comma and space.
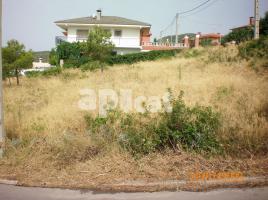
181, 16, 223, 27
174, 0, 219, 43
180, 0, 219, 18
160, 0, 218, 41
178, 0, 212, 15
161, 16, 176, 34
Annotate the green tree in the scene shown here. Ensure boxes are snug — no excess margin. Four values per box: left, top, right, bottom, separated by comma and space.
56, 41, 83, 60
223, 11, 268, 45
200, 38, 212, 46
222, 27, 254, 44
2, 40, 34, 85
49, 48, 58, 65
85, 27, 114, 71
260, 11, 268, 36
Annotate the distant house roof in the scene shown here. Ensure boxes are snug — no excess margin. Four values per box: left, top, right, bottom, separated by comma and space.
55, 16, 151, 28
230, 17, 255, 31
200, 33, 222, 39
230, 25, 253, 31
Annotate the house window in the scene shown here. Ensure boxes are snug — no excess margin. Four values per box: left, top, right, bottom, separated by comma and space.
114, 30, 122, 37
76, 30, 88, 39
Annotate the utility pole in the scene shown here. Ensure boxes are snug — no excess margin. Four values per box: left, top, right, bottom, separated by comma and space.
175, 13, 179, 44
254, 0, 260, 39
0, 0, 4, 158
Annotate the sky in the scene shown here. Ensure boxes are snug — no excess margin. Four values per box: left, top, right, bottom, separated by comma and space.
3, 0, 268, 51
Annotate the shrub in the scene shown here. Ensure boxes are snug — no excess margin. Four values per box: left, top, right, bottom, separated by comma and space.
55, 41, 179, 69
238, 37, 268, 69
60, 71, 79, 81
160, 93, 221, 153
42, 67, 62, 76
222, 27, 254, 44
80, 60, 103, 71
207, 46, 239, 63
215, 86, 234, 101
200, 38, 213, 47
25, 71, 42, 78
48, 133, 100, 165
117, 114, 160, 155
260, 11, 268, 36
182, 48, 204, 58
238, 36, 268, 60
26, 67, 62, 78
63, 56, 92, 68
56, 41, 84, 61
107, 49, 180, 65
84, 91, 221, 155
49, 48, 58, 65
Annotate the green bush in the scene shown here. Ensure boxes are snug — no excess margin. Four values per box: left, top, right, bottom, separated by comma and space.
26, 67, 62, 78
25, 71, 42, 77
200, 38, 213, 47
107, 49, 180, 65
207, 46, 239, 63
42, 67, 62, 76
159, 92, 221, 153
222, 27, 254, 44
63, 56, 92, 68
182, 48, 204, 58
80, 60, 103, 71
56, 41, 84, 61
54, 41, 180, 69
238, 36, 268, 60
84, 91, 221, 155
49, 48, 58, 65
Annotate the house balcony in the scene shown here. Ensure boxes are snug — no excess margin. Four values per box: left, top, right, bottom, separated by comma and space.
55, 36, 141, 49
55, 36, 189, 50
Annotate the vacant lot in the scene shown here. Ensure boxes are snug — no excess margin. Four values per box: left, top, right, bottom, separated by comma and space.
0, 47, 267, 189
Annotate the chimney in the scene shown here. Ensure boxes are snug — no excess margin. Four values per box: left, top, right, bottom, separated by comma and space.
96, 9, 102, 20
249, 17, 255, 26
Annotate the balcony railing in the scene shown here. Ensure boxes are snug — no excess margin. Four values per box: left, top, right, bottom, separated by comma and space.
55, 36, 88, 44
141, 42, 187, 48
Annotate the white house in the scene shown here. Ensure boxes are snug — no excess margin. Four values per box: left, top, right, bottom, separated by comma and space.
32, 58, 51, 69
55, 10, 152, 54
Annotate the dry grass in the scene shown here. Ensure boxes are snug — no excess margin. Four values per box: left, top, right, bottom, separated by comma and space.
1, 47, 268, 187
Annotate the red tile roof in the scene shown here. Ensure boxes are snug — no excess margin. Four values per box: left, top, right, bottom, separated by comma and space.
200, 33, 222, 39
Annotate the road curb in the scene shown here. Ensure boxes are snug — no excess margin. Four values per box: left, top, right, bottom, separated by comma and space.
0, 176, 267, 192
0, 179, 18, 185
102, 176, 268, 192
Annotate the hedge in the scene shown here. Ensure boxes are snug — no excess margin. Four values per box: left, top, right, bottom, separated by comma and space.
26, 67, 62, 77
106, 49, 181, 65
63, 56, 92, 68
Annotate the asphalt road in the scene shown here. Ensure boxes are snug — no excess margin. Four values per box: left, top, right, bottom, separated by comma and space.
0, 184, 267, 200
